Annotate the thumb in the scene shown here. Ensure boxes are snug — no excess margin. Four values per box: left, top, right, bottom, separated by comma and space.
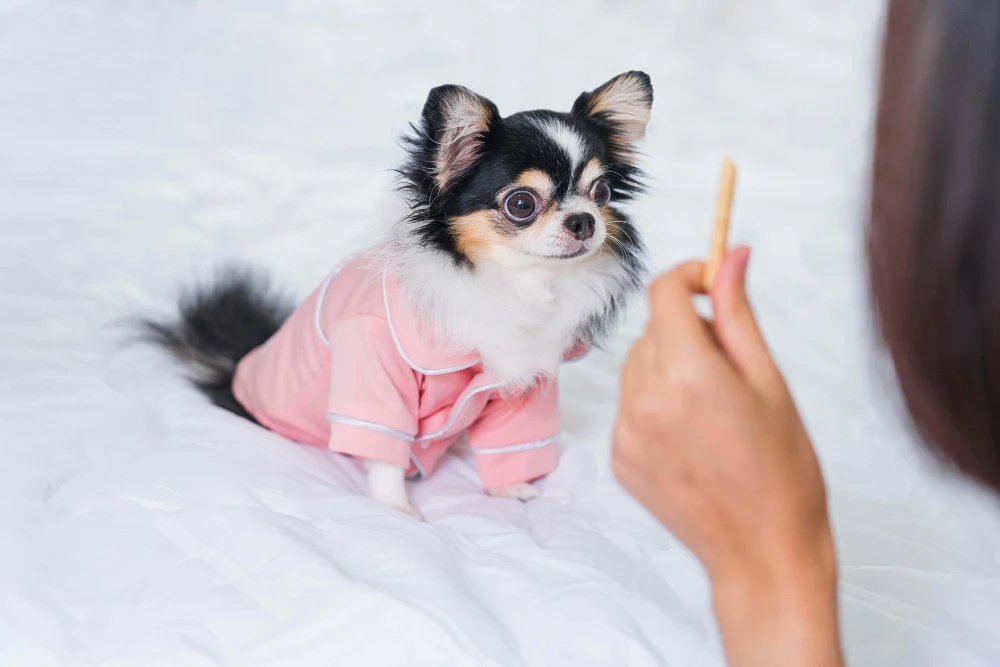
710, 247, 780, 389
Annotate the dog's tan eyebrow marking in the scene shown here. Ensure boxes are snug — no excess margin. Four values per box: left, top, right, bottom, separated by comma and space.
578, 158, 604, 191
510, 169, 554, 199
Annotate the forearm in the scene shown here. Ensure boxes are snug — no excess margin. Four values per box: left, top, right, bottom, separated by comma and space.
710, 529, 843, 667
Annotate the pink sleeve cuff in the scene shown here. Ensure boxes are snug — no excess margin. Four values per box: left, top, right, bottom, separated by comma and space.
473, 439, 560, 488
327, 417, 413, 469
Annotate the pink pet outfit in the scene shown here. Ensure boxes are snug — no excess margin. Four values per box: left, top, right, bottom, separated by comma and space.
232, 250, 585, 488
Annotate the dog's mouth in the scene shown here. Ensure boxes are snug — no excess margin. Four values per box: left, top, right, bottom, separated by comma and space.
527, 245, 591, 261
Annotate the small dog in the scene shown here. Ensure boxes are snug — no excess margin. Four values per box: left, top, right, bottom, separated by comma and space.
144, 71, 652, 518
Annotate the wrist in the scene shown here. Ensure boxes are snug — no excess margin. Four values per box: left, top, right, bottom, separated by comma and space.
709, 527, 843, 667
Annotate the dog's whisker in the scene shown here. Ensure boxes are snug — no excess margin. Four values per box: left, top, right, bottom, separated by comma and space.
604, 232, 628, 256
605, 221, 637, 245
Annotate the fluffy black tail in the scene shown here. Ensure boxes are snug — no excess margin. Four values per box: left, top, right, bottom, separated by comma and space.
139, 269, 292, 421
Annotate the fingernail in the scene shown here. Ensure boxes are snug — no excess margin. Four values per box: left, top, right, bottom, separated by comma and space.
734, 245, 751, 276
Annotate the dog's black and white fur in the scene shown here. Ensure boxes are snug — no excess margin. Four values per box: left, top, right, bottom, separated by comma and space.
144, 71, 652, 513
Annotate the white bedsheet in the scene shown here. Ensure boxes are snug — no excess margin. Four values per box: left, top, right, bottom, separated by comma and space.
1, 1, 998, 665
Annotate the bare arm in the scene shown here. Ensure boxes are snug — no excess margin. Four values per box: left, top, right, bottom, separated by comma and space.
613, 248, 844, 667
712, 535, 841, 667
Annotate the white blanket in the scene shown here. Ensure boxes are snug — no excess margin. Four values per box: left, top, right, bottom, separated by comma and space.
1, 1, 998, 665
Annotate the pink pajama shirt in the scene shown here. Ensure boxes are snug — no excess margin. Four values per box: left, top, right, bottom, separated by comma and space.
232, 250, 584, 488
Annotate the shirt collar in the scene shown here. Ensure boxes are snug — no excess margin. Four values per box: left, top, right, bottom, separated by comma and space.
381, 267, 481, 375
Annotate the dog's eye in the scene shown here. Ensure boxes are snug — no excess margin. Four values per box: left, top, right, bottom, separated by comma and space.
503, 190, 539, 223
590, 179, 611, 207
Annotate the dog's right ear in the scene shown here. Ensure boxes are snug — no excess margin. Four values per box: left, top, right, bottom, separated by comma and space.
571, 71, 653, 160
420, 85, 499, 192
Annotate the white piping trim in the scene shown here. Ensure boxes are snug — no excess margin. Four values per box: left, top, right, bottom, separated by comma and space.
416, 381, 505, 446
314, 273, 335, 347
408, 451, 427, 480
314, 267, 343, 348
326, 414, 414, 442
473, 434, 559, 455
381, 268, 480, 375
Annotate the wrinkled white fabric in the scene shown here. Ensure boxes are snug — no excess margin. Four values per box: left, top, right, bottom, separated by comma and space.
1, 1, 998, 665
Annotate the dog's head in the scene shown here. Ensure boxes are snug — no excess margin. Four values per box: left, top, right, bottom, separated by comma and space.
398, 71, 652, 269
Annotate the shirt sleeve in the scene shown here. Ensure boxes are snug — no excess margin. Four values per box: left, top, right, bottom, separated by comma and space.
465, 377, 561, 488
325, 316, 419, 469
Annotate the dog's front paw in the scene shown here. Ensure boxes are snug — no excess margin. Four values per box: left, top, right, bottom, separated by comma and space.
486, 482, 540, 501
385, 499, 423, 521
366, 459, 422, 520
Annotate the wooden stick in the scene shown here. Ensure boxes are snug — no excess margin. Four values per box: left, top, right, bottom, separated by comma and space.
703, 158, 737, 291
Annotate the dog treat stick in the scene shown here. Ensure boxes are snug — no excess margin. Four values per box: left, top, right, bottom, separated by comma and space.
703, 158, 737, 291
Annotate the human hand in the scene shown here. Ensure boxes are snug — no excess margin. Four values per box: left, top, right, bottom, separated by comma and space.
613, 247, 842, 666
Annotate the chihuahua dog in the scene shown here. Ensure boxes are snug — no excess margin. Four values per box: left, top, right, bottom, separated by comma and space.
144, 71, 652, 518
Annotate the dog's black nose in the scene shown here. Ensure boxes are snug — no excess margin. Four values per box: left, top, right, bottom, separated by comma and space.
563, 213, 596, 241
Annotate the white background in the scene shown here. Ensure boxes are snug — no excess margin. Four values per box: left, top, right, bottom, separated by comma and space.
1, 1, 998, 665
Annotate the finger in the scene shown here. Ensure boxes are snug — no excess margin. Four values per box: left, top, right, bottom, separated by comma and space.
649, 261, 707, 305
709, 247, 782, 389
647, 261, 715, 350
618, 335, 652, 397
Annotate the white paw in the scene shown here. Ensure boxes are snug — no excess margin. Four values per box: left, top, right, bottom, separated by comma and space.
366, 460, 422, 520
385, 499, 423, 521
486, 482, 540, 501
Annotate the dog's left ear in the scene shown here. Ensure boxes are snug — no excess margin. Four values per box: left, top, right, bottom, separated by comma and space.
420, 85, 500, 192
571, 71, 653, 157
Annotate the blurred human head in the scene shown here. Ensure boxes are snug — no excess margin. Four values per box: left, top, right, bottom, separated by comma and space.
869, 0, 1000, 491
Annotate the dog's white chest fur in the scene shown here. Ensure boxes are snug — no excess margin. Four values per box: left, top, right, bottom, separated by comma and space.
392, 243, 624, 389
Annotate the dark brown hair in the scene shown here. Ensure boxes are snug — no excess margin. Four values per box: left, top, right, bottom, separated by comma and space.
869, 0, 1000, 491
